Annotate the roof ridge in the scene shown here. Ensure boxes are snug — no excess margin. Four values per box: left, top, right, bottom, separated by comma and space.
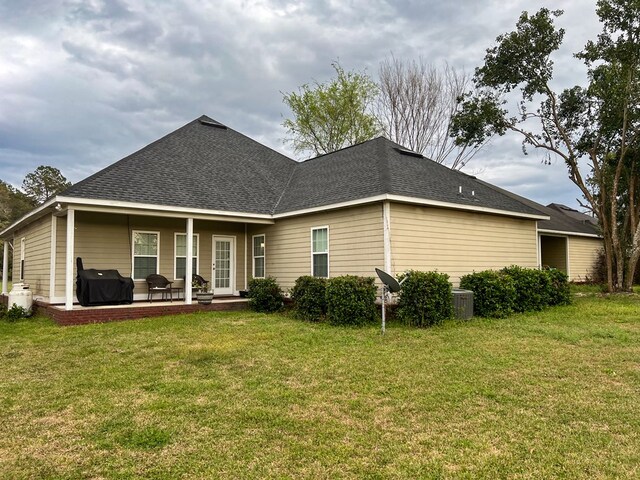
300, 136, 388, 163
377, 137, 392, 193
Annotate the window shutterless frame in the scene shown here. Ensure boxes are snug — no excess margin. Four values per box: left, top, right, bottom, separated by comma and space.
310, 226, 329, 278
131, 230, 160, 280
252, 234, 265, 278
174, 233, 199, 280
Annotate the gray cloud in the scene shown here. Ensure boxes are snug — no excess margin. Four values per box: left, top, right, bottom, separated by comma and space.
0, 0, 601, 211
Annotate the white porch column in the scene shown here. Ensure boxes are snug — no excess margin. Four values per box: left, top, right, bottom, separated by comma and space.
185, 217, 194, 304
49, 216, 57, 301
65, 209, 75, 310
383, 200, 392, 273
2, 240, 9, 295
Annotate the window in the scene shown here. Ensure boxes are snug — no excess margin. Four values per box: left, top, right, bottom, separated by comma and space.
174, 233, 199, 279
20, 237, 25, 281
252, 234, 265, 278
311, 227, 329, 278
132, 231, 159, 280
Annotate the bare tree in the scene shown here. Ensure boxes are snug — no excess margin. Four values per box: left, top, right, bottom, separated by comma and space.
377, 56, 486, 169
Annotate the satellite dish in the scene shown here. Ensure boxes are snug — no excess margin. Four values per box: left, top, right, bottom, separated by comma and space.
375, 268, 401, 293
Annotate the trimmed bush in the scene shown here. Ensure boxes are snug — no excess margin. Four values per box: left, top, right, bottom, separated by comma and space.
459, 270, 516, 318
545, 268, 571, 306
247, 277, 284, 313
290, 276, 327, 321
326, 276, 377, 326
501, 265, 552, 312
396, 270, 453, 327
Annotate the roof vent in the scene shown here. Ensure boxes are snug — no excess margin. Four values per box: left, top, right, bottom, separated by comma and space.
199, 118, 227, 129
395, 147, 423, 158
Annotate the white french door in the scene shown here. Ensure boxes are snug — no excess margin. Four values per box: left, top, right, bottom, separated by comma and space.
212, 235, 235, 295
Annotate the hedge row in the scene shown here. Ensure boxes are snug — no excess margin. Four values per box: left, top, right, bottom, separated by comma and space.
459, 266, 570, 318
291, 271, 453, 327
250, 266, 570, 324
250, 275, 377, 326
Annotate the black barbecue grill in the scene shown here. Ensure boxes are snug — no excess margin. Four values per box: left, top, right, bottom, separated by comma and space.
76, 257, 134, 306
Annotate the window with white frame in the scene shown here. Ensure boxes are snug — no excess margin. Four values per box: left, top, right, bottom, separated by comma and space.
132, 231, 159, 280
20, 237, 25, 281
252, 234, 265, 278
311, 227, 329, 278
175, 233, 199, 279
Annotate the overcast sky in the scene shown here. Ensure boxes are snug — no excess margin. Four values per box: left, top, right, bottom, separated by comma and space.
0, 0, 601, 209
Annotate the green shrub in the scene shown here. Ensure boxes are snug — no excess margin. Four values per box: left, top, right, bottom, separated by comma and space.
459, 270, 516, 318
501, 265, 552, 312
290, 276, 327, 321
4, 304, 30, 322
326, 276, 377, 326
396, 270, 453, 327
247, 277, 284, 313
0, 303, 6, 319
545, 268, 571, 306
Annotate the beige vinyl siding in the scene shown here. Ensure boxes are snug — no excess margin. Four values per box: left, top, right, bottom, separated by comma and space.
540, 235, 567, 272
12, 214, 52, 298
248, 204, 384, 291
568, 236, 602, 282
54, 212, 248, 300
390, 203, 538, 286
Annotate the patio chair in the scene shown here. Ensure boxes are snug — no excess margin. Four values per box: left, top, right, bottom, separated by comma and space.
146, 274, 175, 302
191, 273, 210, 292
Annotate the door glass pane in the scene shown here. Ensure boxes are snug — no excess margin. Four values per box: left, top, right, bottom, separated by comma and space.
215, 240, 231, 289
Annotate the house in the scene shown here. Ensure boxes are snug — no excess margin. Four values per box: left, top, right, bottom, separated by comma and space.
0, 115, 602, 317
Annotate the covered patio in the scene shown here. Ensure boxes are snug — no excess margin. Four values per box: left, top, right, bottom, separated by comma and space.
1, 197, 271, 323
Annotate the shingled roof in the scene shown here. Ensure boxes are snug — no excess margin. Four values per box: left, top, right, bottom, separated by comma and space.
541, 203, 600, 235
61, 115, 551, 219
275, 137, 545, 216
63, 116, 296, 215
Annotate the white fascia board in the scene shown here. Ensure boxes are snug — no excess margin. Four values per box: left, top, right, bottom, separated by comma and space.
538, 228, 602, 239
273, 195, 388, 218
385, 195, 550, 220
55, 196, 275, 224
274, 194, 550, 221
0, 197, 57, 238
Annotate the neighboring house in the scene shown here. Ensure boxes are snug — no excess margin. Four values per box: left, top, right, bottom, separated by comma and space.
0, 115, 602, 311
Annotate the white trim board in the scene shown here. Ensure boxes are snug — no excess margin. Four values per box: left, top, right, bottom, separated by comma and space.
538, 229, 602, 239
274, 194, 550, 221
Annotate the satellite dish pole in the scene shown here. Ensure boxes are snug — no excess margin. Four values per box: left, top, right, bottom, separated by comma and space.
375, 268, 409, 335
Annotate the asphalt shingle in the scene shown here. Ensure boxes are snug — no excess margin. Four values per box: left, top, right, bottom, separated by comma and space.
63, 116, 296, 214
61, 116, 595, 235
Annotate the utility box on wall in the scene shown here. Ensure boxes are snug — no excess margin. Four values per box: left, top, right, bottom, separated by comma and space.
452, 288, 474, 320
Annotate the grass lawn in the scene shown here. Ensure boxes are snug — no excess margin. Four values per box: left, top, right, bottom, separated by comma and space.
1, 297, 639, 478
